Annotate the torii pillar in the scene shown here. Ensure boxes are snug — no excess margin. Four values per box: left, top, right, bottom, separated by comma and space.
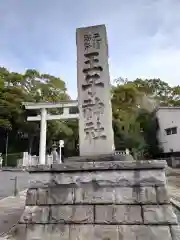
39, 108, 47, 165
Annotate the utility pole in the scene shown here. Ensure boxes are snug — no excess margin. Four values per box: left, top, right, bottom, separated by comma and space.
5, 131, 9, 167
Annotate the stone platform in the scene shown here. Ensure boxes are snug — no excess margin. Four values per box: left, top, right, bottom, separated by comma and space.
5, 160, 180, 239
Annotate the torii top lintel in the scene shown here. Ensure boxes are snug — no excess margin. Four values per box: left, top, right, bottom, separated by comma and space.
23, 100, 78, 110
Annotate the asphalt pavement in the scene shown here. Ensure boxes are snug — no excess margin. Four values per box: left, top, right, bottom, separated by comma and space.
0, 190, 27, 236
0, 171, 31, 199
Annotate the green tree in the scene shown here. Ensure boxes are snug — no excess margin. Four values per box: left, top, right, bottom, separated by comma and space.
0, 67, 76, 163
112, 78, 162, 158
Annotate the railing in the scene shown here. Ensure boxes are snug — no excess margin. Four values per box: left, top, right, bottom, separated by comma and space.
19, 149, 130, 166
19, 154, 54, 166
114, 151, 126, 156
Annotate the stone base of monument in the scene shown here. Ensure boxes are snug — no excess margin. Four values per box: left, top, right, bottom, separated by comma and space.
5, 160, 180, 240
64, 153, 134, 162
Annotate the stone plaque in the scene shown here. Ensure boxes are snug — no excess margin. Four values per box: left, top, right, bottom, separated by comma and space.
76, 24, 114, 156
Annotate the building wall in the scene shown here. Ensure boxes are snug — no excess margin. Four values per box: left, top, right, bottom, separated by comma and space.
156, 108, 180, 153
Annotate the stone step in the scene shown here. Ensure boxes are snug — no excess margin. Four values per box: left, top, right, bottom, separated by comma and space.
6, 224, 180, 240
26, 185, 169, 205
20, 204, 178, 225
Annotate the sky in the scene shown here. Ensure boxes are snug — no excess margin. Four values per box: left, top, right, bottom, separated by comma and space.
0, 0, 180, 99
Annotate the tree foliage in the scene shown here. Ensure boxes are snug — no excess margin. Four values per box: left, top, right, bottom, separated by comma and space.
0, 67, 73, 158
112, 77, 180, 159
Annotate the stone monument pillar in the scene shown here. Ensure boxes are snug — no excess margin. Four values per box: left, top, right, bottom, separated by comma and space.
76, 24, 114, 156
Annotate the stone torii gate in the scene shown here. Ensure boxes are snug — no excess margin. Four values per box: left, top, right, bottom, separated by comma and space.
23, 101, 79, 165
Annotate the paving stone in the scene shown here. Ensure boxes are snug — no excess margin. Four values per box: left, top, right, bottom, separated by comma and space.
95, 205, 142, 224
143, 204, 178, 224
51, 169, 166, 187
28, 160, 166, 172
93, 160, 166, 170
75, 185, 157, 204
94, 225, 119, 240
75, 186, 116, 203
134, 186, 157, 203
52, 171, 135, 186
20, 206, 49, 223
156, 186, 170, 203
136, 170, 166, 186
29, 173, 52, 188
44, 224, 69, 240
170, 225, 180, 240
26, 189, 37, 205
48, 187, 74, 204
114, 187, 136, 203
69, 225, 94, 240
51, 162, 94, 171
26, 224, 45, 240
118, 225, 172, 240
37, 188, 48, 205
50, 205, 93, 223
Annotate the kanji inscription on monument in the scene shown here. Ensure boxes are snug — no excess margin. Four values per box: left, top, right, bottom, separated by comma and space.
76, 24, 114, 156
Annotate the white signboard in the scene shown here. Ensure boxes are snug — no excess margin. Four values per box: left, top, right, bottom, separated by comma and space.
76, 24, 114, 156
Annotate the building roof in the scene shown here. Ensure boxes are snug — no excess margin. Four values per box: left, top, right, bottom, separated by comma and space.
154, 106, 180, 113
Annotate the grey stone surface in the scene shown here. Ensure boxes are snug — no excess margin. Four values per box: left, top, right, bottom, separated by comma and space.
69, 225, 94, 240
69, 225, 119, 240
52, 162, 94, 171
25, 224, 70, 240
93, 160, 166, 170
143, 204, 178, 224
26, 224, 45, 240
51, 170, 165, 187
118, 225, 172, 240
132, 186, 157, 204
26, 189, 37, 205
77, 25, 114, 156
44, 224, 70, 240
7, 159, 180, 239
171, 225, 180, 240
52, 171, 134, 186
37, 188, 48, 205
136, 170, 166, 186
94, 225, 119, 240
6, 224, 174, 240
65, 154, 134, 162
7, 224, 70, 240
114, 187, 137, 203
75, 186, 158, 204
20, 206, 49, 223
156, 186, 170, 203
75, 185, 116, 203
95, 205, 142, 224
29, 173, 52, 188
47, 187, 74, 205
50, 205, 93, 223
28, 160, 166, 172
